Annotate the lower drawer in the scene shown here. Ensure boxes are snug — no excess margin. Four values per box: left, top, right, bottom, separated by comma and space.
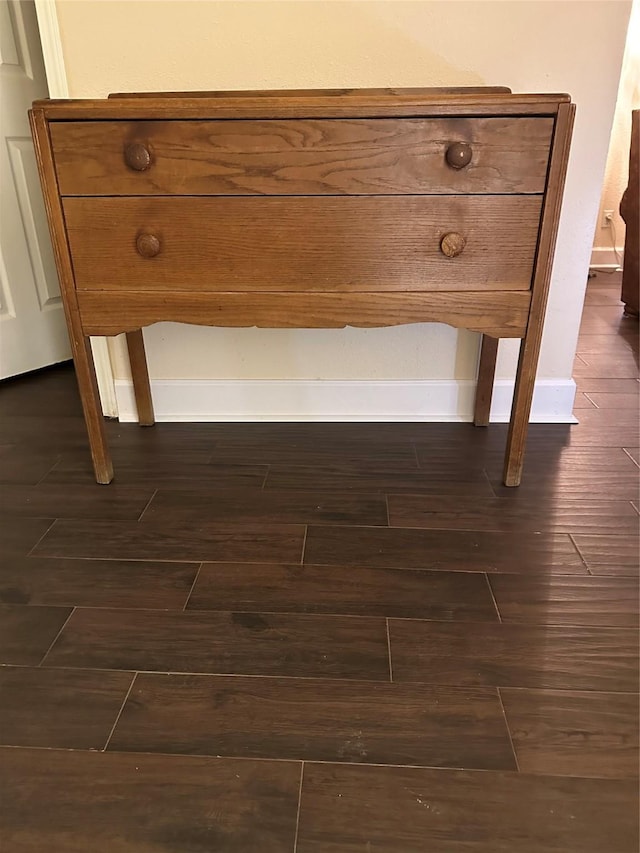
64, 195, 542, 293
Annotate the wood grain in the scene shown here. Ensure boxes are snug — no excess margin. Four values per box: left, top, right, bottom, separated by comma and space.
43, 608, 390, 680
208, 437, 419, 470
77, 290, 531, 337
0, 604, 71, 666
387, 494, 640, 534
43, 458, 268, 489
0, 557, 198, 609
0, 747, 301, 853
186, 562, 500, 620
107, 87, 514, 99
0, 666, 133, 749
473, 334, 499, 426
485, 445, 640, 500
265, 464, 495, 496
32, 518, 305, 563
0, 449, 60, 485
141, 487, 388, 526
0, 483, 153, 520
388, 620, 639, 692
51, 116, 552, 196
65, 195, 541, 293
36, 89, 569, 121
29, 109, 112, 484
109, 674, 515, 770
572, 351, 639, 379
586, 393, 640, 409
500, 688, 639, 779
124, 329, 155, 425
0, 518, 54, 558
489, 574, 639, 627
503, 102, 576, 486
296, 763, 639, 853
571, 534, 640, 575
303, 526, 586, 573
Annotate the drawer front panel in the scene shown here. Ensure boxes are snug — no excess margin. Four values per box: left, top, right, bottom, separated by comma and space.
51, 117, 553, 196
64, 196, 542, 293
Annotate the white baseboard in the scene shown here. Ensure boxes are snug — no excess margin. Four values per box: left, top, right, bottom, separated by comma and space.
590, 246, 624, 269
115, 378, 578, 424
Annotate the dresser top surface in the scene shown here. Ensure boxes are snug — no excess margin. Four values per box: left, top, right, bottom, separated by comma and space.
32, 87, 572, 121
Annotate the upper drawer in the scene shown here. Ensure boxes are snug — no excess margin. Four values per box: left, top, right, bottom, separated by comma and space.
50, 117, 553, 196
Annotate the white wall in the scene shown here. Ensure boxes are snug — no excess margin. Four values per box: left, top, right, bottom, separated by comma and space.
54, 0, 631, 421
592, 0, 640, 267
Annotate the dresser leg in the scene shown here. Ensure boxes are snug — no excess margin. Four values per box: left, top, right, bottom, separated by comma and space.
75, 337, 113, 484
473, 335, 499, 426
503, 334, 539, 487
125, 329, 155, 426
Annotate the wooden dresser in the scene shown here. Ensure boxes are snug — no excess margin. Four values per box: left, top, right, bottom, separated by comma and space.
30, 87, 574, 486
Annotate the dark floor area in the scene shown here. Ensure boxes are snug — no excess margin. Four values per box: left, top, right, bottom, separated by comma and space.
0, 274, 638, 851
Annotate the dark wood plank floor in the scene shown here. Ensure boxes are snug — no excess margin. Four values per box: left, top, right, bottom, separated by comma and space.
0, 274, 638, 852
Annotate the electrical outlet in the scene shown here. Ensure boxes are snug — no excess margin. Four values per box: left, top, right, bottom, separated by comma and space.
602, 209, 615, 227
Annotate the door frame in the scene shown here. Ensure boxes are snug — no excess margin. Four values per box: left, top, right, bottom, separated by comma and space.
34, 0, 118, 417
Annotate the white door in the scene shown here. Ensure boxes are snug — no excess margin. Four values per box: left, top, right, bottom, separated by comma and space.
0, 0, 70, 379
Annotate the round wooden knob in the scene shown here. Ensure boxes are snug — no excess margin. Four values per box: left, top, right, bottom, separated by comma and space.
136, 233, 161, 258
445, 142, 472, 169
124, 142, 152, 171
440, 232, 466, 258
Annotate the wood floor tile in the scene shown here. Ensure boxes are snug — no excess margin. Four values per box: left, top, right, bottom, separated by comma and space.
577, 340, 637, 360
32, 519, 305, 563
486, 446, 640, 500
489, 468, 639, 501
0, 415, 88, 451
572, 534, 639, 575
186, 562, 499, 620
296, 763, 639, 853
43, 607, 390, 680
527, 420, 638, 448
0, 557, 199, 609
489, 574, 639, 627
0, 666, 133, 749
42, 458, 268, 489
109, 673, 516, 770
582, 281, 624, 307
578, 332, 637, 352
388, 620, 639, 691
575, 377, 640, 394
573, 353, 638, 379
623, 446, 639, 465
142, 487, 388, 527
495, 412, 637, 450
1, 484, 153, 520
265, 464, 494, 495
388, 495, 639, 534
0, 450, 60, 485
572, 393, 597, 409
488, 476, 638, 502
500, 688, 639, 779
0, 364, 80, 418
0, 604, 71, 665
579, 304, 637, 334
209, 440, 419, 471
0, 747, 300, 853
0, 518, 53, 558
304, 526, 585, 573
573, 406, 639, 427
585, 392, 639, 409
